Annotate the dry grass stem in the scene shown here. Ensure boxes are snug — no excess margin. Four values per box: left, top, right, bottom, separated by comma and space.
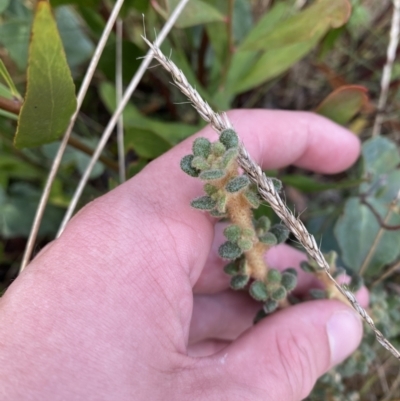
19, 0, 127, 274
116, 18, 126, 183
372, 0, 400, 137
143, 38, 400, 361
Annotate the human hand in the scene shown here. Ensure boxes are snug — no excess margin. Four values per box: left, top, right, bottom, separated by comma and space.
0, 110, 366, 400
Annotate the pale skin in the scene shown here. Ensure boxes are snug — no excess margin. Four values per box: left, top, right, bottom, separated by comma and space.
0, 110, 367, 400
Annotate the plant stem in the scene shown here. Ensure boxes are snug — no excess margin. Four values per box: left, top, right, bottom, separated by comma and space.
372, 0, 400, 137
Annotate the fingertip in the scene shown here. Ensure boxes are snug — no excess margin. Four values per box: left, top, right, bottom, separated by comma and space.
294, 113, 361, 174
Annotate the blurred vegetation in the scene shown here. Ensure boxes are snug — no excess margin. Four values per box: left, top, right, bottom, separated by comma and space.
1, 0, 400, 399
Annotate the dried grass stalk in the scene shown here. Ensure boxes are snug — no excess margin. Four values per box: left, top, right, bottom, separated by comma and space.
143, 37, 400, 361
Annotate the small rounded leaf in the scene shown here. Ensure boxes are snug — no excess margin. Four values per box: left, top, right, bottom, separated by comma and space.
224, 225, 241, 242
226, 175, 250, 193
180, 155, 199, 177
269, 224, 289, 244
224, 261, 240, 276
267, 268, 282, 283
281, 272, 297, 292
230, 274, 250, 290
238, 238, 253, 252
211, 142, 226, 156
221, 148, 238, 168
191, 156, 210, 170
249, 281, 269, 301
263, 299, 278, 314
259, 232, 277, 245
271, 286, 287, 301
199, 169, 225, 181
191, 196, 217, 211
193, 137, 211, 158
300, 261, 315, 273
244, 190, 261, 209
271, 178, 282, 192
220, 129, 239, 149
256, 216, 271, 232
219, 241, 243, 260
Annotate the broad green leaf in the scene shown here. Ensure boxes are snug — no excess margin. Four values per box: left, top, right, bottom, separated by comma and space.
362, 137, 400, 176
0, 183, 63, 238
0, 0, 10, 14
14, 1, 77, 149
231, 31, 324, 94
124, 127, 171, 159
0, 82, 13, 99
228, 0, 351, 94
281, 174, 361, 193
98, 40, 143, 85
241, 0, 351, 52
315, 85, 368, 126
0, 16, 32, 70
160, 0, 224, 28
0, 153, 43, 183
335, 197, 400, 276
0, 59, 21, 100
99, 82, 198, 145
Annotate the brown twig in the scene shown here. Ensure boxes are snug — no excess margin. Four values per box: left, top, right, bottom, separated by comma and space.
0, 96, 22, 115
360, 197, 400, 231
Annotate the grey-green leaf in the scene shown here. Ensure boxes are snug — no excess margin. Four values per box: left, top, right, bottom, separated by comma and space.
192, 137, 211, 158
335, 197, 400, 276
180, 155, 199, 177
226, 175, 250, 193
199, 169, 225, 181
191, 196, 217, 211
230, 274, 250, 290
219, 241, 243, 260
219, 129, 239, 149
249, 281, 269, 301
269, 224, 290, 244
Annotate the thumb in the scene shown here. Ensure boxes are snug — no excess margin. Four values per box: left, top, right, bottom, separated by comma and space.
215, 300, 362, 401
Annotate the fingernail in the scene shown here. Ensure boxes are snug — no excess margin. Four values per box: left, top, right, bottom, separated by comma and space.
327, 310, 362, 366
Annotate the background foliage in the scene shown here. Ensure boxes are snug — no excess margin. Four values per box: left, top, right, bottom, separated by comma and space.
1, 0, 400, 399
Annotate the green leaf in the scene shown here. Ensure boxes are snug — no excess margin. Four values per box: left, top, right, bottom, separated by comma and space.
0, 0, 10, 14
219, 129, 239, 149
191, 196, 217, 211
229, 0, 351, 94
99, 82, 199, 145
199, 169, 225, 181
0, 58, 21, 99
193, 137, 211, 158
14, 1, 77, 148
249, 281, 269, 301
219, 241, 243, 260
263, 299, 278, 314
267, 268, 282, 283
281, 272, 297, 292
226, 175, 250, 193
271, 286, 287, 301
224, 225, 241, 242
180, 155, 199, 177
160, 0, 224, 28
230, 274, 249, 290
315, 85, 368, 125
269, 224, 290, 244
124, 127, 171, 159
223, 261, 240, 276
335, 197, 400, 276
259, 232, 277, 245
362, 137, 400, 176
